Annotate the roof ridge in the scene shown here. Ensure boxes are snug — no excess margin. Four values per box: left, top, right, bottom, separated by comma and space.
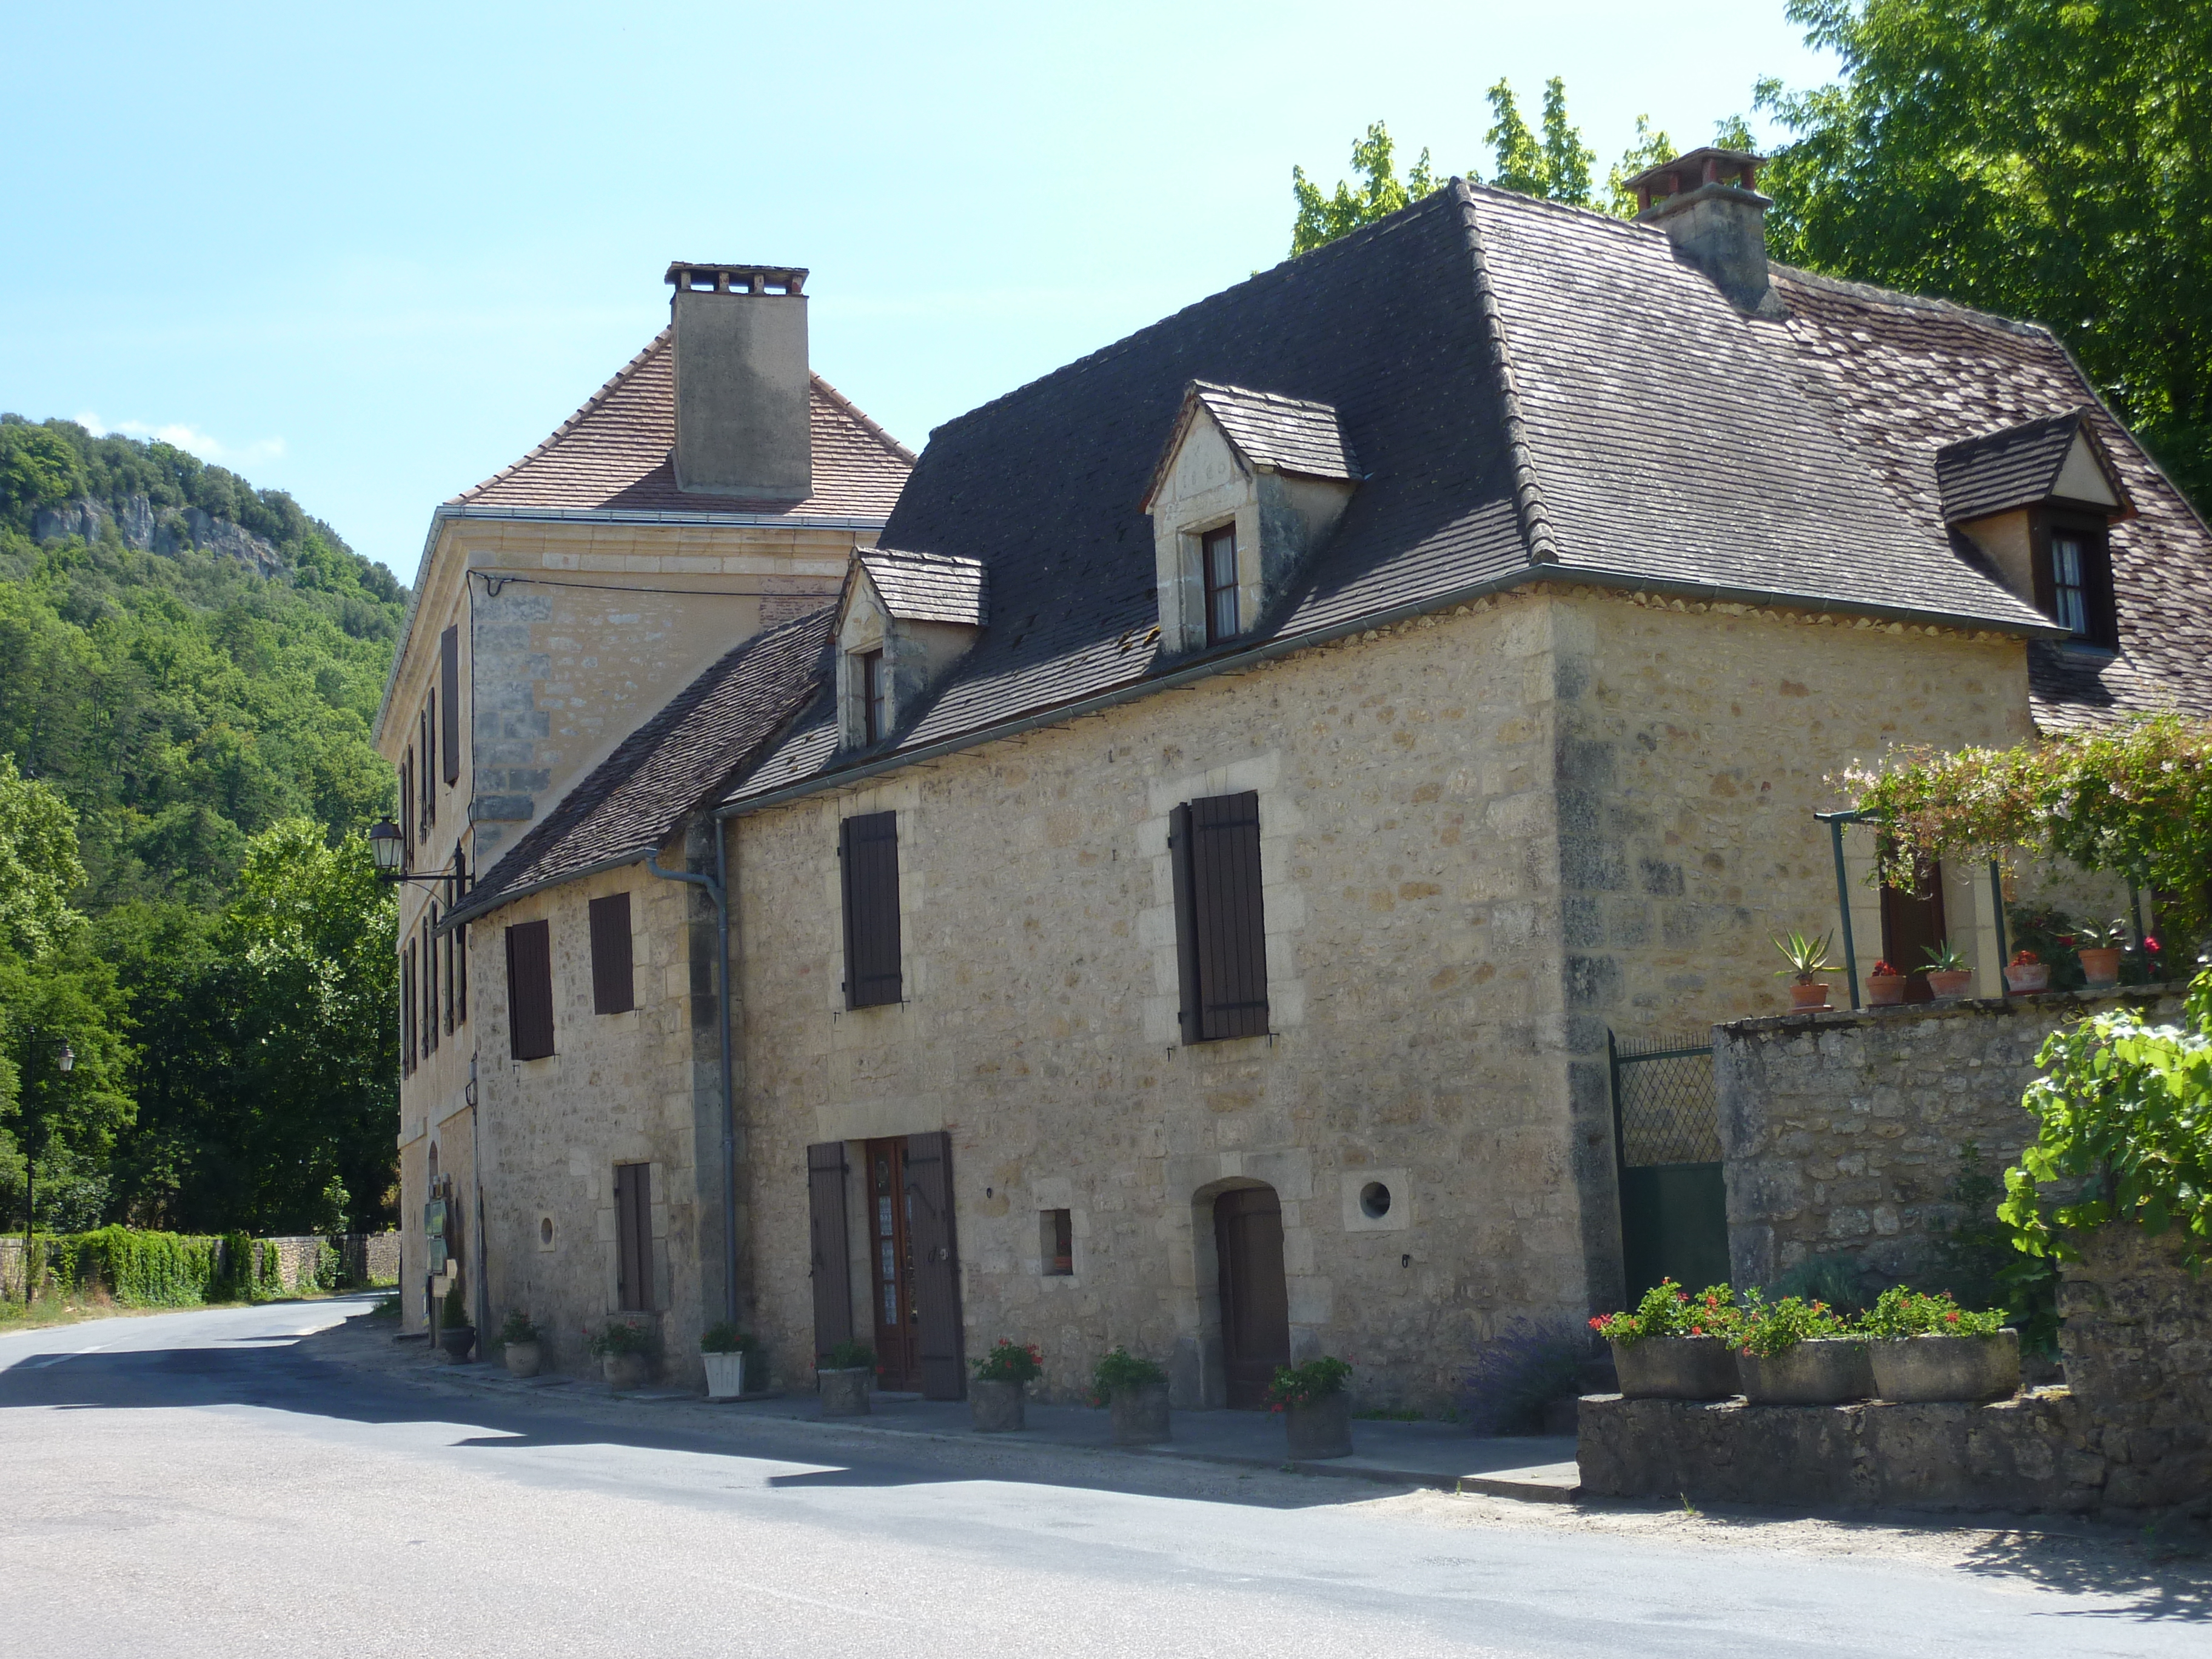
449, 327, 674, 504
1772, 263, 2055, 340
1452, 180, 1559, 566
813, 371, 918, 464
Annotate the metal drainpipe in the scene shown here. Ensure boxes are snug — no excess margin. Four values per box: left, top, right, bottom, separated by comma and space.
648, 830, 739, 1328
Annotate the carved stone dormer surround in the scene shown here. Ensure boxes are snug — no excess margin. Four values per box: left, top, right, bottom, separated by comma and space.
1142, 382, 1359, 655
834, 548, 987, 749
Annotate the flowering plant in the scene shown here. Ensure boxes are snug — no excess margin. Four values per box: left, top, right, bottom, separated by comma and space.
1858, 1286, 2005, 1339
701, 1322, 759, 1355
1735, 1292, 1848, 1358
820, 1338, 876, 1371
1589, 1279, 1739, 1345
1264, 1355, 1353, 1410
588, 1318, 654, 1358
1088, 1346, 1165, 1403
2009, 948, 2041, 967
1869, 960, 1905, 978
971, 1339, 1044, 1383
498, 1310, 540, 1346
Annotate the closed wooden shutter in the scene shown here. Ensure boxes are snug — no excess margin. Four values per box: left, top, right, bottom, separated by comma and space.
839, 811, 903, 1008
401, 944, 415, 1076
904, 1130, 964, 1400
1172, 790, 1270, 1041
454, 851, 468, 1027
589, 892, 635, 1014
806, 1141, 854, 1361
505, 919, 555, 1061
614, 1161, 653, 1312
440, 625, 461, 785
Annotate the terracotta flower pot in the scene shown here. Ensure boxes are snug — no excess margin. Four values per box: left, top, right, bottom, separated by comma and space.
1108, 1381, 1170, 1444
817, 1365, 872, 1417
2004, 962, 2049, 993
503, 1339, 541, 1378
1866, 974, 1907, 1007
1283, 1392, 1353, 1459
1870, 1330, 2021, 1403
1609, 1336, 1738, 1401
1788, 982, 1831, 1011
2079, 947, 2122, 988
970, 1376, 1025, 1432
602, 1351, 650, 1390
1926, 967, 1974, 1000
1737, 1338, 1874, 1405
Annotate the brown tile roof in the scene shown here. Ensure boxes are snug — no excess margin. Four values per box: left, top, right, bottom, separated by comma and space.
1934, 407, 2133, 525
857, 548, 987, 626
451, 328, 913, 518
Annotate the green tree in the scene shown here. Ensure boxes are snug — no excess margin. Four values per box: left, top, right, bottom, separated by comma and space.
0, 755, 84, 958
1291, 122, 1438, 256
1755, 0, 2212, 511
0, 424, 86, 525
1486, 76, 1595, 207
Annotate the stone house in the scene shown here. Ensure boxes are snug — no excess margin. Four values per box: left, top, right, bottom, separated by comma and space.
430, 152, 2212, 1410
374, 263, 912, 1335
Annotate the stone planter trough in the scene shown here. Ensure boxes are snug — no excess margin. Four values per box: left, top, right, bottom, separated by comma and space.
1109, 1381, 1170, 1445
1283, 1392, 1353, 1459
703, 1350, 749, 1400
1870, 1330, 2021, 1403
1737, 1338, 1874, 1405
1610, 1336, 1738, 1401
818, 1365, 872, 1417
437, 1324, 476, 1364
504, 1339, 541, 1378
970, 1376, 1025, 1432
602, 1351, 650, 1391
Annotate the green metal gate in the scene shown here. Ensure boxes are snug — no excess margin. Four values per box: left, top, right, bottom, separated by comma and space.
1610, 1031, 1730, 1301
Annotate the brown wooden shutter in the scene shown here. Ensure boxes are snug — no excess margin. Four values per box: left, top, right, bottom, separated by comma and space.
401, 753, 414, 863
904, 1130, 964, 1400
839, 811, 903, 1008
614, 1161, 653, 1312
454, 851, 468, 1027
423, 913, 437, 1055
421, 704, 435, 826
401, 944, 415, 1075
505, 919, 555, 1061
589, 892, 635, 1014
1175, 791, 1270, 1041
806, 1141, 854, 1361
440, 625, 461, 785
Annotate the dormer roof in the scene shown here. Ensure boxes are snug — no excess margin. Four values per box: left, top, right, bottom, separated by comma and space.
1141, 381, 1358, 511
1934, 407, 2135, 526
851, 548, 988, 627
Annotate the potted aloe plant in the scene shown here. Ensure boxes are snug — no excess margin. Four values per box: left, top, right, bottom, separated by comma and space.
1590, 1280, 1740, 1399
498, 1310, 541, 1378
2004, 948, 2050, 994
1923, 940, 1974, 1000
2074, 919, 2128, 988
1268, 1356, 1355, 1458
1772, 930, 1837, 1011
1734, 1292, 1872, 1404
1865, 959, 1908, 1007
969, 1339, 1042, 1432
1862, 1288, 2019, 1403
1091, 1347, 1170, 1445
817, 1338, 875, 1417
701, 1322, 759, 1400
588, 1318, 655, 1390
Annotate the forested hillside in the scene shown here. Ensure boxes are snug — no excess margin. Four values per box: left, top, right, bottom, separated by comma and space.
0, 415, 403, 1236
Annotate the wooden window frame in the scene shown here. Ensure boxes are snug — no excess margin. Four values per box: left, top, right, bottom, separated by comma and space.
859, 648, 887, 745
1170, 789, 1270, 1043
589, 891, 636, 1016
1202, 523, 1239, 646
2031, 508, 2118, 649
839, 810, 903, 1009
439, 625, 461, 787
504, 919, 555, 1062
1041, 1208, 1073, 1276
613, 1161, 654, 1313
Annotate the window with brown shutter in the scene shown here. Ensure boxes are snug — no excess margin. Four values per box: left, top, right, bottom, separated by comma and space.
422, 911, 438, 1056
806, 1141, 854, 1361
454, 850, 468, 1028
614, 1161, 654, 1312
420, 705, 435, 830
589, 892, 635, 1014
1170, 790, 1270, 1043
440, 625, 461, 786
400, 752, 414, 865
839, 811, 902, 1008
505, 919, 555, 1061
401, 943, 415, 1076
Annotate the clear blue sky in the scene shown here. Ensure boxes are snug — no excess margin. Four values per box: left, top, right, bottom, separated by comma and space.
2, 2, 1835, 585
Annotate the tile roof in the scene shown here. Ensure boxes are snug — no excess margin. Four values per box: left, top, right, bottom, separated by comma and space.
1932, 408, 2131, 525
1144, 382, 1359, 506
857, 548, 987, 626
1774, 265, 2212, 730
451, 328, 913, 518
452, 609, 832, 923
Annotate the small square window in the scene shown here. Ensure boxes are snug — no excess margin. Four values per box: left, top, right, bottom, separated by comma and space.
1202, 525, 1238, 645
1041, 1208, 1073, 1276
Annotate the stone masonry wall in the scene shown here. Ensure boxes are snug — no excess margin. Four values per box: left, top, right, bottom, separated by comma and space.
1715, 988, 2187, 1290
2059, 1224, 2212, 1511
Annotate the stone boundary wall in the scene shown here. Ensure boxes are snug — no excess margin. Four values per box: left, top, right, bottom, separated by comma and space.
2058, 1225, 2212, 1510
1714, 987, 2186, 1289
1, 1231, 402, 1299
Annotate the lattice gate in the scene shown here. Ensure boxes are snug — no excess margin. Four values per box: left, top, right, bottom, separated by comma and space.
1610, 1031, 1731, 1301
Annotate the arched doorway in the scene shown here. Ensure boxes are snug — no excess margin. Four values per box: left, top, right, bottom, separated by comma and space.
1213, 1187, 1290, 1409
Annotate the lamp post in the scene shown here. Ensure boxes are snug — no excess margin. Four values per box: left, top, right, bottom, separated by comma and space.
365, 818, 463, 899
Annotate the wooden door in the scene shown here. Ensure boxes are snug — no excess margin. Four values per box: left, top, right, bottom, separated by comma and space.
806, 1142, 853, 1363
1214, 1187, 1290, 1409
1880, 856, 1947, 1003
864, 1138, 920, 1390
905, 1131, 965, 1400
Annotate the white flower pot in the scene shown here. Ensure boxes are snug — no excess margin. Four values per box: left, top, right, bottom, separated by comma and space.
704, 1350, 748, 1399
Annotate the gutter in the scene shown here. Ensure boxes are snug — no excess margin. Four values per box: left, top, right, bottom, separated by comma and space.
437, 844, 655, 935
718, 560, 2065, 820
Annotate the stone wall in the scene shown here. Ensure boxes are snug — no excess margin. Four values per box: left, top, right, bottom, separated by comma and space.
1715, 987, 2187, 1290
2058, 1224, 2212, 1510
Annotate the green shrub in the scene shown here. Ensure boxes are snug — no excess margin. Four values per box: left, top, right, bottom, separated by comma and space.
589, 1319, 655, 1358
1736, 1292, 1848, 1358
1768, 1254, 1871, 1316
701, 1321, 760, 1354
819, 1337, 874, 1370
440, 1280, 468, 1329
970, 1339, 1042, 1383
1089, 1346, 1165, 1402
1264, 1356, 1352, 1409
498, 1310, 540, 1346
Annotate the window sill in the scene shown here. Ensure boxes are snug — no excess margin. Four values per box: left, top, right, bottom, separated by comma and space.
2054, 640, 2120, 663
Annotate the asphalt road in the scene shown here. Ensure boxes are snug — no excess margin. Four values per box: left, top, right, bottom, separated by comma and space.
0, 1296, 2202, 1658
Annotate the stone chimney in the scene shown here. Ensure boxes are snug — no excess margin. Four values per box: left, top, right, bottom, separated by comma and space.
1623, 149, 1783, 318
664, 263, 812, 500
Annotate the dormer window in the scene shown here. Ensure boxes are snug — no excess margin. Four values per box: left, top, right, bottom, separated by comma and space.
1203, 525, 1239, 643
833, 548, 987, 751
1936, 408, 2132, 651
1142, 381, 1360, 655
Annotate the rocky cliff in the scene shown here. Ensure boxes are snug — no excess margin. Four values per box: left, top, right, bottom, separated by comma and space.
33, 494, 284, 578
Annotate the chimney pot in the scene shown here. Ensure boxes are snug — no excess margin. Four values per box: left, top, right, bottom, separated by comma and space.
662, 262, 814, 500
1623, 147, 1780, 317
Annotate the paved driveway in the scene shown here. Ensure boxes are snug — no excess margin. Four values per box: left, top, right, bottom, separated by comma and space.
1, 1296, 2202, 1657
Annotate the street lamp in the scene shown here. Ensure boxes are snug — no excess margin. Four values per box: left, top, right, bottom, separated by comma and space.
367, 817, 405, 877
56, 1043, 72, 1073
